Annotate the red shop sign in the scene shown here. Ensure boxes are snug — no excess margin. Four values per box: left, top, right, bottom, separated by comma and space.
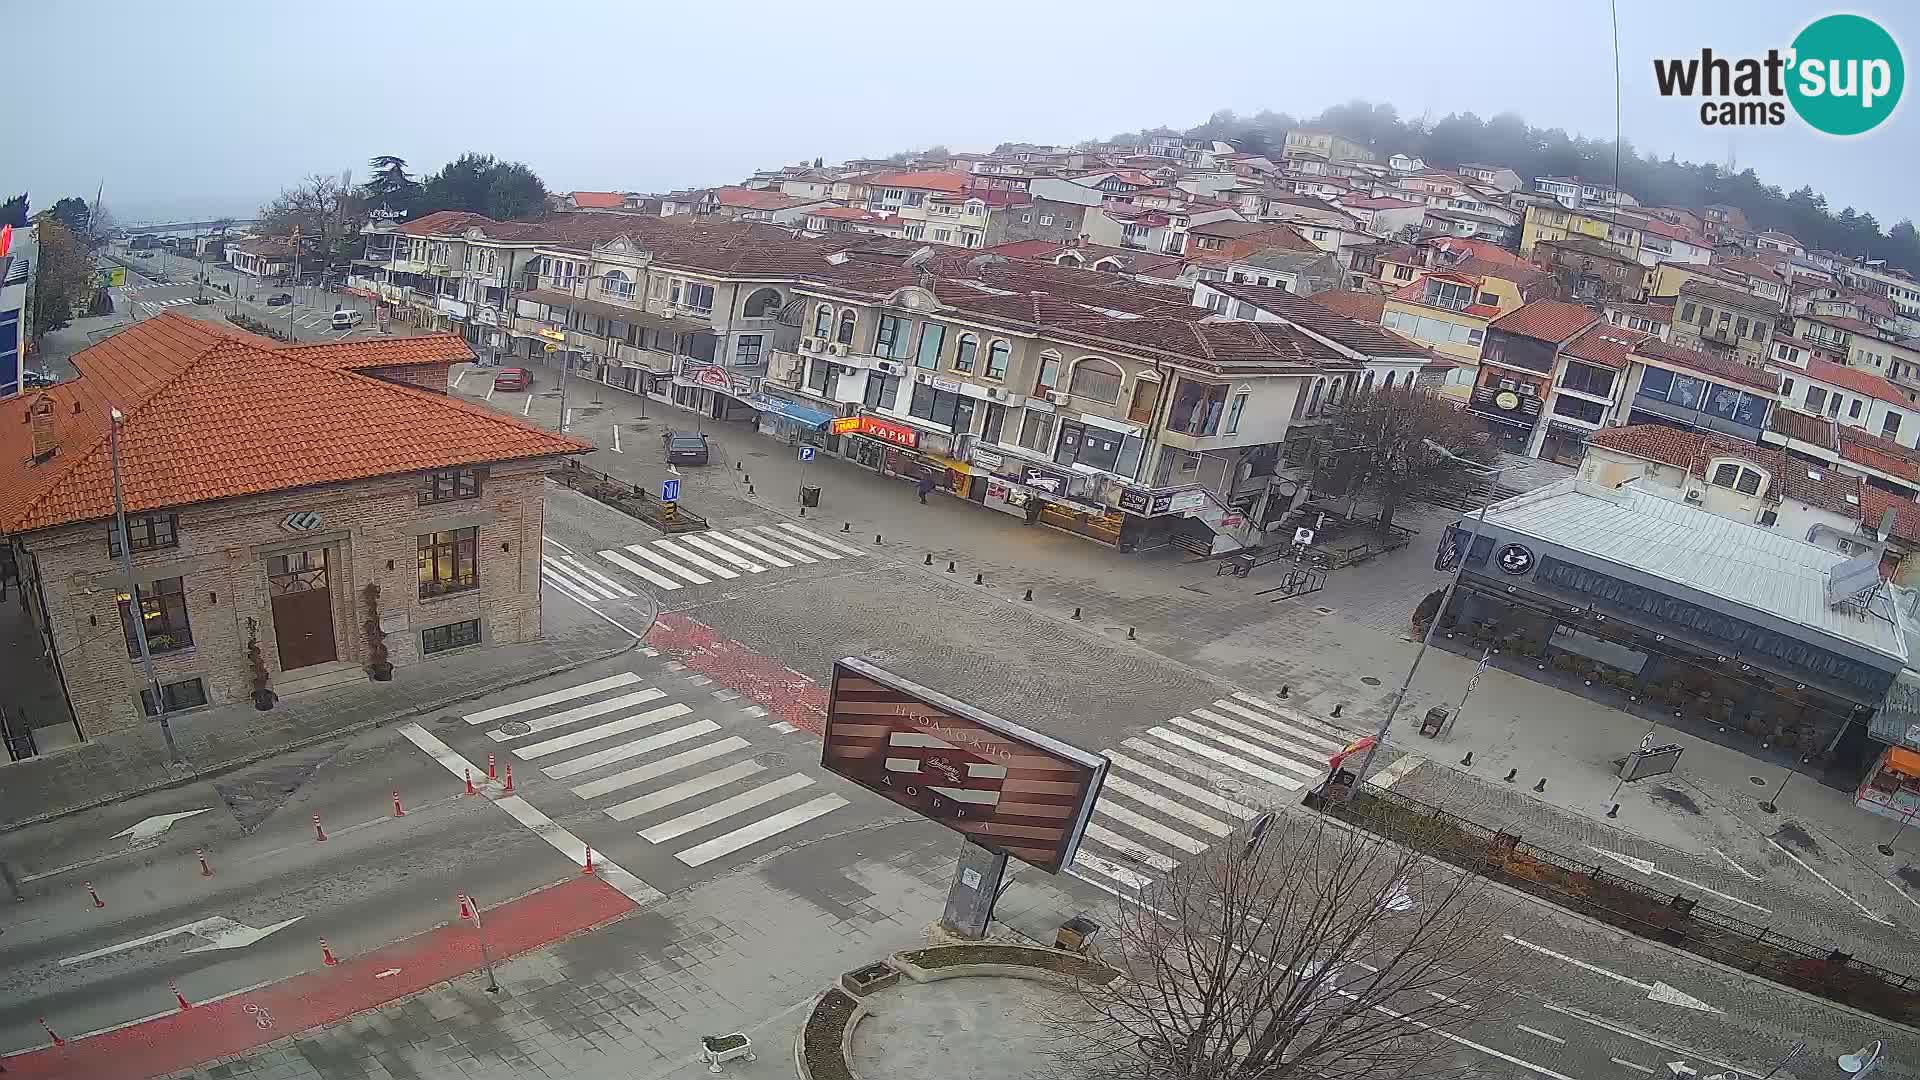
858, 417, 918, 449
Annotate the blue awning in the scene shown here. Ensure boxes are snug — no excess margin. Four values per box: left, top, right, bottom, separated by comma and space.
749, 395, 833, 430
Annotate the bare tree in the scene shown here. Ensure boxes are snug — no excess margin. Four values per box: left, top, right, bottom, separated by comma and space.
1042, 814, 1537, 1080
256, 173, 367, 259
1319, 385, 1498, 534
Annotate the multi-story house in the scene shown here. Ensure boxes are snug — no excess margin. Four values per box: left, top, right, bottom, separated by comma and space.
1601, 300, 1673, 340
1755, 230, 1805, 258
1702, 203, 1750, 243
1532, 321, 1647, 463
983, 197, 1088, 249
1647, 260, 1785, 310
1842, 260, 1920, 326
1627, 217, 1713, 267
1468, 300, 1600, 454
1519, 203, 1642, 260
1532, 236, 1645, 304
1457, 163, 1523, 191
1616, 337, 1779, 443
1192, 281, 1433, 391
1421, 209, 1516, 247
1335, 195, 1425, 238
1377, 253, 1552, 363
1531, 177, 1637, 210
1766, 353, 1918, 448
1669, 281, 1779, 365
1281, 129, 1378, 164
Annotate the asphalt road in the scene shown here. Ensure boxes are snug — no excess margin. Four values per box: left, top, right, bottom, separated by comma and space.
105, 245, 379, 343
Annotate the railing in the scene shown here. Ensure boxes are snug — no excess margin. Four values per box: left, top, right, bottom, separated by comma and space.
558, 461, 707, 534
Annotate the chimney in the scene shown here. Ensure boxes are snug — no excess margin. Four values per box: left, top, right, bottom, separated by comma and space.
28, 397, 56, 462
1880, 506, 1898, 539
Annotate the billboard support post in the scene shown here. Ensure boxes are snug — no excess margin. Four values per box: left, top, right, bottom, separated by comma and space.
941, 839, 1010, 940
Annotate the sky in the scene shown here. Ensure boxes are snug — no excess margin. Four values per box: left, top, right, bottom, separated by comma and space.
3, 0, 1909, 227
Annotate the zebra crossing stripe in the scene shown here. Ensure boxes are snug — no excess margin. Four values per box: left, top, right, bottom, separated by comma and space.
746, 525, 840, 560
621, 544, 709, 584
542, 720, 719, 779
544, 557, 624, 600
1212, 699, 1347, 750
1084, 822, 1179, 872
675, 794, 848, 868
517, 705, 697, 760
678, 534, 765, 573
598, 549, 683, 591
607, 759, 764, 822
780, 523, 866, 556
570, 737, 750, 799
702, 530, 792, 567
1144, 728, 1304, 791
1106, 751, 1257, 819
464, 672, 642, 724
1190, 708, 1332, 760
1231, 692, 1352, 740
485, 691, 672, 741
1099, 775, 1233, 836
726, 528, 815, 564
1095, 802, 1208, 854
1166, 717, 1322, 780
1072, 851, 1154, 891
639, 773, 815, 843
543, 570, 599, 605
557, 554, 638, 597
652, 538, 738, 579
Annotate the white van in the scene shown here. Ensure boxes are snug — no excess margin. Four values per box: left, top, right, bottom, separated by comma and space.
330, 309, 364, 330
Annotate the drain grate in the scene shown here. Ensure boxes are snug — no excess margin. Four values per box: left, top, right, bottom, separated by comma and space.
435, 714, 462, 727
500, 720, 533, 737
1361, 676, 1382, 686
1215, 777, 1246, 797
1749, 775, 1768, 786
1313, 606, 1336, 615
753, 751, 789, 769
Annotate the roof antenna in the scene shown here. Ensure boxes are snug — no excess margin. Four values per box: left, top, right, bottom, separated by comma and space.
905, 245, 935, 286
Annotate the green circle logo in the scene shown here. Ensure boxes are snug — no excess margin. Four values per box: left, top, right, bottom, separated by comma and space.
1788, 14, 1904, 136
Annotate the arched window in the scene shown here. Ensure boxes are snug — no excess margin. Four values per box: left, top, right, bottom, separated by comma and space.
601, 269, 634, 300
1307, 378, 1326, 416
1293, 382, 1310, 419
954, 334, 979, 373
1383, 371, 1397, 390
1067, 357, 1125, 403
742, 287, 782, 319
1036, 350, 1063, 394
1058, 252, 1084, 267
836, 309, 857, 345
813, 304, 833, 336
1093, 257, 1123, 272
985, 340, 1010, 380
1362, 371, 1376, 392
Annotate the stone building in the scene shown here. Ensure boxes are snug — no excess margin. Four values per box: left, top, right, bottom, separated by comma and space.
0, 313, 585, 758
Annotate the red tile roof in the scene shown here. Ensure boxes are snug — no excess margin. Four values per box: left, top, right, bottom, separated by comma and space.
398, 210, 493, 237
0, 313, 586, 534
1561, 324, 1647, 370
1204, 284, 1430, 358
1802, 357, 1909, 405
1767, 407, 1838, 449
986, 240, 1067, 259
1838, 429, 1920, 484
1308, 290, 1387, 323
869, 171, 971, 194
1488, 300, 1599, 344
1633, 338, 1781, 392
1858, 485, 1920, 544
1588, 424, 1713, 470
279, 336, 474, 370
1590, 424, 1861, 515
568, 191, 625, 209
713, 187, 808, 211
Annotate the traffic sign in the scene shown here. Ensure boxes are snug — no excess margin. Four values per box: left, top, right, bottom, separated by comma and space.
799, 447, 816, 462
1293, 527, 1316, 546
661, 478, 680, 503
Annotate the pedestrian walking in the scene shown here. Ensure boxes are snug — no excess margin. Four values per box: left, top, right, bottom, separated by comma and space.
917, 470, 935, 505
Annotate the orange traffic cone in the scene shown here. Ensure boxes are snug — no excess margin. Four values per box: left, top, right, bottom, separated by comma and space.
582, 846, 596, 875
172, 980, 193, 1010
320, 938, 339, 966
465, 768, 476, 796
458, 893, 474, 920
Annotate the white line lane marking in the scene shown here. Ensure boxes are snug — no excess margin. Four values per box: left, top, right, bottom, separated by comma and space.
1501, 936, 1720, 1013
675, 794, 848, 867
1585, 846, 1772, 914
1543, 1005, 1761, 1079
1763, 837, 1894, 925
543, 557, 618, 600
1611, 1059, 1654, 1074
484, 382, 496, 402
517, 706, 696, 760
463, 672, 641, 725
522, 393, 533, 416
640, 774, 815, 843
727, 528, 816, 564
1211, 700, 1347, 751
1071, 854, 1154, 892
1711, 848, 1763, 881
598, 548, 684, 591
1137, 731, 1304, 792
1082, 822, 1179, 873
747, 525, 841, 560
1515, 1025, 1565, 1045
608, 760, 765, 822
558, 555, 637, 597
397, 723, 661, 905
611, 425, 622, 453
543, 720, 721, 779
1106, 750, 1256, 819
1191, 707, 1334, 760
780, 522, 866, 556
485, 691, 670, 741
1166, 717, 1321, 779
653, 538, 738, 579
702, 530, 792, 567
542, 571, 601, 605
1099, 775, 1232, 836
623, 543, 711, 584
1095, 802, 1208, 853
1230, 691, 1354, 739
679, 533, 766, 573
572, 737, 748, 800
452, 368, 467, 389
542, 534, 577, 556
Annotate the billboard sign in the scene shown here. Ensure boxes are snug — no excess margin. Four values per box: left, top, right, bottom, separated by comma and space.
821, 658, 1106, 874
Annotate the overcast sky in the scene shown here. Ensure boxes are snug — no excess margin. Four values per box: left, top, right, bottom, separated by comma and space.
3, 1, 1907, 226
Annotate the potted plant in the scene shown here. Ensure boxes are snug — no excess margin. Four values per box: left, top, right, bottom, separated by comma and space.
363, 583, 393, 681
245, 618, 276, 711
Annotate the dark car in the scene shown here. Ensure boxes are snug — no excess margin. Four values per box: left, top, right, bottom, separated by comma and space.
492, 367, 532, 391
665, 432, 710, 465
265, 292, 293, 306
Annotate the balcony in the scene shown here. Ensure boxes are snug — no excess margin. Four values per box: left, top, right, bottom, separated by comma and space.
1468, 385, 1543, 431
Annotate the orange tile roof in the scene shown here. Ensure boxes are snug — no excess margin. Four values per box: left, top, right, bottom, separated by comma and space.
0, 313, 588, 534
1488, 300, 1599, 344
1307, 289, 1386, 324
1561, 324, 1647, 370
1802, 357, 1909, 405
278, 335, 474, 370
1858, 485, 1920, 543
1837, 428, 1920, 483
568, 191, 625, 208
869, 171, 971, 194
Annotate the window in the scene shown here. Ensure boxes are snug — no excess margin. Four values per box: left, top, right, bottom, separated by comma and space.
876, 314, 906, 358
1039, 214, 1053, 226
742, 288, 782, 319
120, 576, 192, 657
1391, 264, 1415, 281
602, 270, 635, 300
680, 282, 714, 313
953, 334, 978, 373
1827, 393, 1842, 417
734, 334, 764, 366
1017, 409, 1056, 453
1312, 229, 1328, 241
1736, 471, 1763, 495
914, 323, 946, 370
982, 402, 1007, 444
807, 358, 838, 395
1020, 212, 1032, 224
1550, 395, 1606, 424
1849, 398, 1863, 420
1035, 351, 1061, 394
1709, 461, 1765, 495
813, 305, 833, 336
423, 619, 482, 654
1758, 509, 1780, 526
418, 528, 479, 598
1680, 302, 1697, 324
108, 512, 179, 556
1067, 357, 1124, 403
1559, 362, 1615, 398
1735, 317, 1750, 340
1225, 393, 1248, 434
141, 677, 207, 716
863, 373, 900, 411
418, 468, 482, 506
1887, 413, 1905, 438
932, 228, 953, 243
837, 309, 857, 345
985, 340, 1010, 380
1805, 385, 1828, 413
1782, 377, 1794, 397
1128, 379, 1159, 424
908, 383, 971, 430
1478, 291, 1499, 307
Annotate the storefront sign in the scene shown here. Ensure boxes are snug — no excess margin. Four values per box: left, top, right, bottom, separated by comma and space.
1533, 556, 1892, 694
1118, 488, 1150, 514
931, 376, 963, 393
1496, 543, 1535, 575
1163, 489, 1208, 515
971, 448, 1003, 471
680, 363, 732, 391
829, 417, 862, 435
857, 416, 918, 449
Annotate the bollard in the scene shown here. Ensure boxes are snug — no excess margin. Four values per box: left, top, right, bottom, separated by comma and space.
1279, 685, 1290, 698
843, 522, 851, 532
1606, 803, 1620, 819
947, 561, 956, 573
974, 572, 984, 585
392, 790, 405, 817
924, 553, 933, 565
743, 474, 750, 484
488, 752, 497, 781
320, 938, 339, 966
465, 768, 477, 796
1023, 588, 1033, 601
503, 762, 515, 793
1459, 752, 1473, 767
38, 1018, 63, 1048
1503, 768, 1517, 783
313, 814, 327, 842
1128, 627, 1136, 640
748, 484, 754, 495
85, 881, 104, 909
1072, 607, 1082, 620
1331, 703, 1344, 718
582, 846, 597, 875
736, 462, 741, 471
197, 848, 213, 878
798, 506, 806, 517
172, 980, 193, 1011
1533, 777, 1547, 792
875, 534, 882, 544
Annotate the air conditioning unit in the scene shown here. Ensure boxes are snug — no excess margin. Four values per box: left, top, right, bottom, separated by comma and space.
915, 371, 934, 385
831, 343, 850, 357
1047, 390, 1069, 405
800, 337, 819, 352
1684, 488, 1704, 503
985, 386, 1006, 400
874, 359, 905, 377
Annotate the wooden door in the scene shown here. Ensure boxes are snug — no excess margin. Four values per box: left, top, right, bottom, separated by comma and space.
268, 548, 337, 670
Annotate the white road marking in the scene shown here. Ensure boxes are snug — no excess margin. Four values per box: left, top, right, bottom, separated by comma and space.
1516, 1025, 1565, 1045
1211, 700, 1347, 751
463, 672, 641, 725
484, 690, 670, 741
1099, 775, 1233, 836
611, 425, 622, 453
517, 706, 697, 759
484, 382, 496, 402
557, 555, 638, 598
1083, 822, 1179, 872
397, 722, 661, 904
770, 721, 797, 734
727, 528, 816, 564
543, 720, 721, 779
608, 760, 765, 821
542, 534, 577, 556
1585, 846, 1772, 914
703, 530, 793, 567
1763, 837, 1894, 925
1500, 936, 1720, 1012
1071, 852, 1154, 892
543, 570, 600, 605
1166, 717, 1321, 779
565, 408, 574, 427
1131, 732, 1303, 793
675, 794, 848, 867
571, 737, 748, 800
653, 538, 739, 579
1106, 750, 1256, 819
59, 916, 304, 966
598, 548, 684, 591
452, 368, 467, 389
110, 807, 215, 842
780, 522, 866, 556
1542, 1005, 1762, 1079
621, 543, 711, 584
748, 525, 841, 560
639, 773, 815, 842
1191, 707, 1334, 759
543, 557, 621, 600
1095, 802, 1208, 853
679, 533, 766, 573
1612, 1059, 1655, 1074
1711, 848, 1763, 881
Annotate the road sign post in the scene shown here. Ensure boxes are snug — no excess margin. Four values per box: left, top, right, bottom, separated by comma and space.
798, 445, 815, 507
661, 478, 680, 503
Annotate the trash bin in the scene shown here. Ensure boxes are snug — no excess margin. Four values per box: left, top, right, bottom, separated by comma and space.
1418, 706, 1448, 738
1056, 916, 1100, 953
799, 485, 821, 508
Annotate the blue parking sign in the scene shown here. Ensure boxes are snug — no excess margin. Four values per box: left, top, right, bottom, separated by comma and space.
799, 447, 816, 462
661, 478, 680, 503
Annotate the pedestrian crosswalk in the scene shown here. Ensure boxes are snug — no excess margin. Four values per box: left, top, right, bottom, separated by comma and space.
1068, 692, 1352, 895
541, 522, 866, 602
461, 670, 848, 868
137, 297, 194, 315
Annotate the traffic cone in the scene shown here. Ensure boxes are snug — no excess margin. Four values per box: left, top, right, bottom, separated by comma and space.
38, 1017, 63, 1047
171, 980, 193, 1010
458, 893, 474, 920
503, 762, 514, 793
320, 938, 339, 966
465, 767, 476, 795
582, 846, 596, 875
197, 848, 213, 877
313, 814, 327, 842
487, 752, 497, 781
392, 790, 405, 817
85, 881, 104, 908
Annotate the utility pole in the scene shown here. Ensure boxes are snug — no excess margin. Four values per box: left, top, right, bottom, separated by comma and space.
467, 888, 500, 993
110, 409, 182, 766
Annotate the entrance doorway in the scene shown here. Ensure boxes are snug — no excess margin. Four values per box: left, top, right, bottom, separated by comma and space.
268, 548, 337, 670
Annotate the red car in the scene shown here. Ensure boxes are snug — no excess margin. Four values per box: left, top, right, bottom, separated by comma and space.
493, 367, 531, 391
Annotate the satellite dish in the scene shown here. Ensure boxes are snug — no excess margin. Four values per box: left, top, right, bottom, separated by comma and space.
904, 246, 935, 269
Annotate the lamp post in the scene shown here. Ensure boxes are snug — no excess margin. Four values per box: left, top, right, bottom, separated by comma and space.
1877, 798, 1918, 857
467, 887, 501, 994
1343, 442, 1503, 801
110, 408, 182, 766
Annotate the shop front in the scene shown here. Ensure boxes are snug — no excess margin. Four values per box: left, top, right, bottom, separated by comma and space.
750, 391, 835, 444
674, 362, 759, 423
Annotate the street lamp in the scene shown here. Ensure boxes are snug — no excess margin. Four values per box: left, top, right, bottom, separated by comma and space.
109, 408, 183, 766
1343, 441, 1504, 800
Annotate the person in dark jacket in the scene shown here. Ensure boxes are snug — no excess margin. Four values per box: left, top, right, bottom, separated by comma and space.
917, 470, 935, 504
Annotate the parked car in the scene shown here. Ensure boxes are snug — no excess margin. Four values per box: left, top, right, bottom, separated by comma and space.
330, 309, 364, 330
22, 367, 56, 389
492, 367, 532, 391
265, 292, 293, 306
665, 431, 710, 465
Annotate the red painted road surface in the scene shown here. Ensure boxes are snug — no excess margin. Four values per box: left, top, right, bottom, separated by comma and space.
648, 612, 829, 735
4, 876, 635, 1079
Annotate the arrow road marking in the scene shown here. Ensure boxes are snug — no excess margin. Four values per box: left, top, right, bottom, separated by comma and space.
1501, 935, 1721, 1013
59, 915, 303, 966
1585, 846, 1772, 914
1711, 848, 1764, 881
111, 808, 214, 843
374, 968, 402, 979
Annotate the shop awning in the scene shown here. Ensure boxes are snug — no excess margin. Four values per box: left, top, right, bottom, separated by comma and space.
752, 397, 834, 430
